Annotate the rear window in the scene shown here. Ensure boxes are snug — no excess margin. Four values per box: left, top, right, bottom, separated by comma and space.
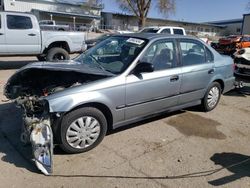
173, 29, 184, 35
161, 28, 171, 34
7, 15, 33, 30
140, 28, 160, 33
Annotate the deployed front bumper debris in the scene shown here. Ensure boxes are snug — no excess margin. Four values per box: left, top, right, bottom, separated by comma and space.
17, 97, 53, 175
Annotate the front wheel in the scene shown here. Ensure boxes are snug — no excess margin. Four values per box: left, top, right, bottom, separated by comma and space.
201, 82, 222, 112
60, 107, 107, 154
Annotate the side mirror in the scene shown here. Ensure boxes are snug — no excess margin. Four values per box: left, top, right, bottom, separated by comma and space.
134, 62, 154, 74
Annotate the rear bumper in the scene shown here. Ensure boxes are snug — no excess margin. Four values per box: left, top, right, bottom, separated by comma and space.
235, 71, 250, 77
223, 77, 235, 94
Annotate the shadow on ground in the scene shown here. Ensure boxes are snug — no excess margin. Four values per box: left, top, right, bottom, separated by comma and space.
1, 102, 249, 186
0, 103, 38, 173
224, 86, 250, 97
51, 151, 250, 187
0, 60, 36, 70
208, 152, 250, 186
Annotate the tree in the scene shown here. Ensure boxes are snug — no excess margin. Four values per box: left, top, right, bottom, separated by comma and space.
116, 0, 175, 28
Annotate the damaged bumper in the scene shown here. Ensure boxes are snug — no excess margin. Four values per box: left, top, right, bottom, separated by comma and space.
16, 97, 53, 175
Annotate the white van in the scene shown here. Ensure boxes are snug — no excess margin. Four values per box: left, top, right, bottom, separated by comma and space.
139, 26, 186, 35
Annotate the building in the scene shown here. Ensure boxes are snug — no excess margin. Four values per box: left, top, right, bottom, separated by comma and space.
206, 18, 243, 35
242, 14, 250, 34
101, 12, 226, 37
0, 0, 103, 28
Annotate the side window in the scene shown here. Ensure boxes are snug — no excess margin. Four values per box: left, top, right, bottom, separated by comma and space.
205, 47, 214, 62
173, 29, 184, 35
7, 15, 33, 30
0, 15, 1, 29
141, 40, 176, 71
180, 41, 206, 66
161, 29, 171, 34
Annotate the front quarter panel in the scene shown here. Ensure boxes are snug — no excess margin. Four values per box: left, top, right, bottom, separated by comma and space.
46, 76, 126, 125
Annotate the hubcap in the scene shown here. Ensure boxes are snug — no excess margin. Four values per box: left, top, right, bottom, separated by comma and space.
207, 86, 220, 108
53, 53, 66, 61
66, 116, 101, 149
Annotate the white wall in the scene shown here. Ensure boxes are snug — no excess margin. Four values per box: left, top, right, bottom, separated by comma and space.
3, 0, 100, 16
242, 15, 250, 35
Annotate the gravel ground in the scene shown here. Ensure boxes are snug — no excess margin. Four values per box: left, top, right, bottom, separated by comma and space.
0, 57, 250, 188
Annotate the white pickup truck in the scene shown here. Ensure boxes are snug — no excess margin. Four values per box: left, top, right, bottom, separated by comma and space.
0, 12, 86, 61
39, 20, 70, 31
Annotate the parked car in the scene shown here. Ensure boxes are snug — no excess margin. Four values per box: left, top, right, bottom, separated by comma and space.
0, 12, 86, 61
4, 33, 235, 175
139, 26, 186, 35
234, 48, 250, 77
213, 35, 250, 55
39, 20, 70, 31
85, 34, 114, 49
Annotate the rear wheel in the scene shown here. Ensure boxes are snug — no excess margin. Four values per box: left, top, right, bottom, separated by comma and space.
60, 107, 107, 154
46, 47, 70, 61
201, 82, 221, 112
36, 55, 46, 61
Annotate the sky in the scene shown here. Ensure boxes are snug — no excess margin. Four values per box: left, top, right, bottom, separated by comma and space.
101, 0, 249, 22
69, 0, 249, 22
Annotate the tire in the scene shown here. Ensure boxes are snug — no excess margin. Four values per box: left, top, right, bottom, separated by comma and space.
59, 107, 107, 154
201, 82, 222, 112
36, 55, 46, 61
46, 47, 70, 61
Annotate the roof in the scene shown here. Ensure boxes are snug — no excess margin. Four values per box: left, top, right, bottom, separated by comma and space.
32, 9, 101, 20
102, 12, 226, 28
206, 18, 243, 25
113, 33, 197, 41
17, 0, 103, 9
142, 26, 184, 29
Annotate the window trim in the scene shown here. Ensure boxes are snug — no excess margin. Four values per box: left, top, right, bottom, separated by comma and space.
139, 38, 178, 71
177, 39, 213, 67
7, 14, 33, 30
173, 29, 184, 35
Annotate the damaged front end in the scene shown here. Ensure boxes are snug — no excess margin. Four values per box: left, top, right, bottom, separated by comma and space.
4, 63, 112, 175
16, 97, 53, 175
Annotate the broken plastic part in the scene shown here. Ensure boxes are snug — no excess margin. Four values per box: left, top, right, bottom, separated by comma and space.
30, 121, 53, 175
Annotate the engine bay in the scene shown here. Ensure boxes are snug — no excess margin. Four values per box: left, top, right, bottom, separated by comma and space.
5, 68, 108, 100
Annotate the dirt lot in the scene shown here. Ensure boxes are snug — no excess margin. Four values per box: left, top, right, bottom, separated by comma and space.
0, 57, 250, 188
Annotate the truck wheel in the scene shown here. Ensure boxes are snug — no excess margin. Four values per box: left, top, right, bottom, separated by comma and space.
36, 55, 46, 61
46, 47, 70, 61
60, 107, 107, 154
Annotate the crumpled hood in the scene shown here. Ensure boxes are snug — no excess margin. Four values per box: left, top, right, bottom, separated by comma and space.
4, 60, 114, 100
17, 60, 114, 76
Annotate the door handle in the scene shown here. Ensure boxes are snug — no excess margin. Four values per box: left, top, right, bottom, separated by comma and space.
28, 33, 36, 36
0, 33, 4, 35
170, 75, 179, 82
208, 69, 215, 74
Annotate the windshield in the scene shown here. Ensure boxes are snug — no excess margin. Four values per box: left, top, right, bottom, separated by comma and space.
75, 36, 147, 74
140, 28, 160, 33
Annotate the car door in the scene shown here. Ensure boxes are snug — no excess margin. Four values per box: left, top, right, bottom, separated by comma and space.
125, 39, 181, 120
5, 13, 41, 54
0, 13, 7, 54
178, 39, 215, 104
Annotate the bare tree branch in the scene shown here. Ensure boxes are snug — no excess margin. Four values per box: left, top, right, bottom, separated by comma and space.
115, 0, 175, 28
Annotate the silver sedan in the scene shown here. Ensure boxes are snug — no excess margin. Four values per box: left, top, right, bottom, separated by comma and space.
4, 33, 235, 175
